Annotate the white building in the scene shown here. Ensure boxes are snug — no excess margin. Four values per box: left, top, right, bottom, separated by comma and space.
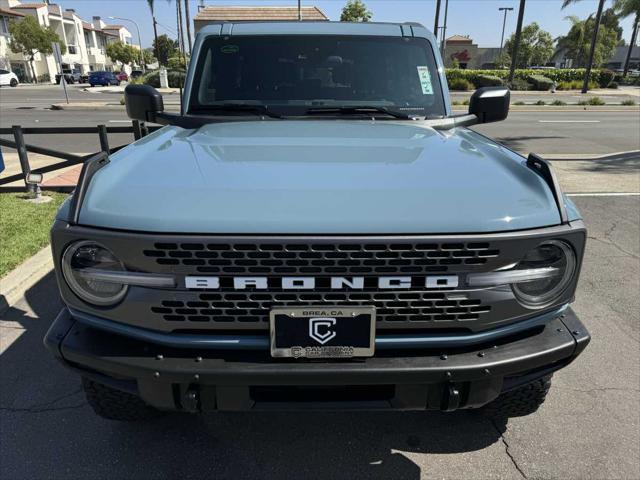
0, 0, 139, 82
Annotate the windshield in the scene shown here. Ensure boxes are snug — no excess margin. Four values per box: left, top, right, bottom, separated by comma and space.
189, 35, 446, 117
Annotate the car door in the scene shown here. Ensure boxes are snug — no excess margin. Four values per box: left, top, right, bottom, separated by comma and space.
0, 69, 9, 86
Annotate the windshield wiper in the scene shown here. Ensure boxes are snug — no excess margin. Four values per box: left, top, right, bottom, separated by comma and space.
192, 104, 283, 119
305, 106, 413, 120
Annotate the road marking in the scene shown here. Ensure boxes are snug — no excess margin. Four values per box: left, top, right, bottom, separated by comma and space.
538, 120, 601, 123
108, 120, 132, 123
567, 192, 640, 197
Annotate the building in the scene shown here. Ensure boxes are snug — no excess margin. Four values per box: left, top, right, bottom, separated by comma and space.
194, 5, 328, 33
0, 0, 138, 82
442, 34, 501, 69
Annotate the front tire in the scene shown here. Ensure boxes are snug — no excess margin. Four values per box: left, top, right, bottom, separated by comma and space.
481, 376, 552, 419
10, 78, 18, 87
82, 378, 162, 421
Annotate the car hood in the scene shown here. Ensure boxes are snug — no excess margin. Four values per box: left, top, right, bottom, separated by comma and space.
77, 120, 561, 234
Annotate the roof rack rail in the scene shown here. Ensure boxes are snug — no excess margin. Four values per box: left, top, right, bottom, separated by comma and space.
69, 151, 110, 225
526, 153, 568, 224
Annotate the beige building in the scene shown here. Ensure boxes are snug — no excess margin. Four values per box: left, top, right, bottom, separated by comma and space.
442, 34, 501, 69
194, 5, 328, 33
0, 0, 138, 82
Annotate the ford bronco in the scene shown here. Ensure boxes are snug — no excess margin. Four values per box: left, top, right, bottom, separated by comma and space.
45, 21, 589, 420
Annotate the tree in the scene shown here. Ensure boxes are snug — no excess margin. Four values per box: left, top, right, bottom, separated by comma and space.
106, 41, 138, 69
8, 16, 65, 83
503, 22, 554, 67
167, 54, 187, 70
614, 0, 640, 75
493, 51, 512, 69
340, 0, 372, 22
147, 0, 160, 62
142, 48, 157, 66
556, 15, 619, 67
153, 34, 179, 66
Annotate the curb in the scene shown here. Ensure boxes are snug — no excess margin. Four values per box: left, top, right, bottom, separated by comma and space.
51, 102, 123, 111
0, 246, 53, 316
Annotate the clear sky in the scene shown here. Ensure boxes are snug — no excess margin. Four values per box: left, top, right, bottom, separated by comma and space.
56, 0, 638, 49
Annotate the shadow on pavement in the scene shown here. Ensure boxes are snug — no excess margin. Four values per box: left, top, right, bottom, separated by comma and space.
0, 272, 507, 480
490, 135, 566, 153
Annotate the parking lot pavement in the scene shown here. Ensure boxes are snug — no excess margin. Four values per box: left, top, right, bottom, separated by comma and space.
0, 196, 638, 480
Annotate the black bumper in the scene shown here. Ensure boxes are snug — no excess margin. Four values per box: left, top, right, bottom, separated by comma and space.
45, 307, 590, 411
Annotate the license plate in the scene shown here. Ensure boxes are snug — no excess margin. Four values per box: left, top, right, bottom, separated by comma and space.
270, 306, 376, 358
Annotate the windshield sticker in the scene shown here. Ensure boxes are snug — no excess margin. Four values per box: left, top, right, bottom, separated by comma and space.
221, 45, 239, 54
417, 66, 433, 95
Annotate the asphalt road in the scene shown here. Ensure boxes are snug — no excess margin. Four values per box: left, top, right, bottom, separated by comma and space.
1, 84, 639, 155
1, 195, 638, 480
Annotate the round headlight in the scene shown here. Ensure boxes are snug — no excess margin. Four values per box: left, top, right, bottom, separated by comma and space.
512, 240, 576, 309
62, 241, 128, 306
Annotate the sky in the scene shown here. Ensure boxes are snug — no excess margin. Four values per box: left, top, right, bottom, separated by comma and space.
55, 0, 638, 49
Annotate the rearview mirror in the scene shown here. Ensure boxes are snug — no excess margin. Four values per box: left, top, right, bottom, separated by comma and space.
125, 84, 164, 123
469, 87, 510, 124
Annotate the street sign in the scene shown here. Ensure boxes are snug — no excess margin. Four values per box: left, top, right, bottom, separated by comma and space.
52, 42, 69, 104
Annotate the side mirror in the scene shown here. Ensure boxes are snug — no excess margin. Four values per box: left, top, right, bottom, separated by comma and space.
469, 86, 510, 124
125, 84, 164, 123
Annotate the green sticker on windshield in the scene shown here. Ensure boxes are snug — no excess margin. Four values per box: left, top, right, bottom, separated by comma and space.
221, 45, 239, 54
417, 66, 433, 95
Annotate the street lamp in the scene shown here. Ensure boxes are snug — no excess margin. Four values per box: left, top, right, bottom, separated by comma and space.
498, 7, 514, 55
108, 16, 145, 72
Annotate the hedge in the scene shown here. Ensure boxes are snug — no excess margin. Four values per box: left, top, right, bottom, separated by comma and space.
527, 75, 554, 91
445, 68, 610, 89
142, 70, 186, 88
475, 74, 503, 87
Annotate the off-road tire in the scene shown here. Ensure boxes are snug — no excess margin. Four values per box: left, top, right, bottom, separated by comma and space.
10, 78, 18, 87
82, 378, 162, 421
481, 376, 552, 419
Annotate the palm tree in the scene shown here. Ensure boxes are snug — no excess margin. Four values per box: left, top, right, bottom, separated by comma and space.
562, 0, 607, 93
556, 15, 590, 66
614, 0, 640, 75
184, 0, 192, 55
147, 0, 160, 62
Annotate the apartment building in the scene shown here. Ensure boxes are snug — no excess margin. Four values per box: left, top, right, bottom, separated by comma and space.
0, 0, 136, 82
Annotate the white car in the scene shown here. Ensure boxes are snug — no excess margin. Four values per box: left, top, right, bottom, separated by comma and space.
0, 69, 19, 87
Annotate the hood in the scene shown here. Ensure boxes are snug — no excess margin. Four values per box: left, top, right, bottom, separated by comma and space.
77, 120, 561, 234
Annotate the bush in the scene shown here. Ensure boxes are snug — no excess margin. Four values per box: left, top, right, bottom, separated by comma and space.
473, 74, 503, 88
508, 78, 532, 91
598, 69, 616, 88
556, 80, 599, 91
607, 82, 619, 89
37, 73, 50, 83
551, 99, 567, 106
448, 78, 473, 91
445, 68, 603, 86
527, 74, 554, 91
535, 100, 546, 106
621, 99, 636, 106
142, 69, 186, 88
577, 96, 605, 106
514, 101, 526, 105
462, 99, 470, 106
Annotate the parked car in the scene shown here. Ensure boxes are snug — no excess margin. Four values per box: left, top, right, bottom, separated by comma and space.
55, 69, 82, 84
88, 71, 120, 87
47, 21, 590, 421
0, 69, 19, 87
130, 70, 144, 80
116, 71, 129, 83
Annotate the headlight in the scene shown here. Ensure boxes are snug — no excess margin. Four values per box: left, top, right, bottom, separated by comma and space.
62, 241, 128, 306
512, 240, 576, 309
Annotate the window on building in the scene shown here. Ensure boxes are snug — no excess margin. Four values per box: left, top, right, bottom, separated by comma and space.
0, 16, 10, 36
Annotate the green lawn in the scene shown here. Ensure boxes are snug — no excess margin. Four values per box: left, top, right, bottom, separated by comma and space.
0, 192, 68, 278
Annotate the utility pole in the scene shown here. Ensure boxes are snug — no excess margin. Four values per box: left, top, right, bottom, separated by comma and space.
176, 0, 184, 56
184, 0, 192, 56
433, 0, 441, 38
298, 0, 301, 20
498, 7, 513, 55
623, 15, 639, 77
440, 0, 449, 58
582, 0, 605, 93
508, 0, 526, 84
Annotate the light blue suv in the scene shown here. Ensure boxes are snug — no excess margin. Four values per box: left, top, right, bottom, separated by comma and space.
46, 21, 589, 421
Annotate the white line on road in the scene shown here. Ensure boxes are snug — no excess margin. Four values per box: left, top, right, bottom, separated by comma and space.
567, 192, 640, 197
108, 120, 132, 123
538, 120, 601, 123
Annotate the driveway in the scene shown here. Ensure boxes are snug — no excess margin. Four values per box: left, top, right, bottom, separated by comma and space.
1, 196, 638, 480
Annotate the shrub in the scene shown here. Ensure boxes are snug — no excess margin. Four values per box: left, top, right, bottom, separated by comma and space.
514, 101, 526, 105
508, 78, 532, 91
598, 69, 616, 88
577, 97, 605, 106
473, 74, 503, 88
444, 68, 602, 86
535, 100, 546, 106
448, 78, 473, 91
527, 74, 554, 91
607, 81, 619, 89
551, 99, 567, 106
621, 99, 636, 106
142, 69, 186, 88
557, 80, 599, 91
462, 99, 470, 106
119, 95, 125, 105
37, 73, 50, 83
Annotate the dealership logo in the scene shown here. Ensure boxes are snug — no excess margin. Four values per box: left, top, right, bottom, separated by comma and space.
309, 318, 337, 345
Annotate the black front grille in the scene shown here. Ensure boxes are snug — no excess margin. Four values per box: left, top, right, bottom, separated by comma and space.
150, 291, 491, 325
143, 242, 500, 275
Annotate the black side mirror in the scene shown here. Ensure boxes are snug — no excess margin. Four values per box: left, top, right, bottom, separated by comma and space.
125, 84, 164, 123
469, 87, 510, 124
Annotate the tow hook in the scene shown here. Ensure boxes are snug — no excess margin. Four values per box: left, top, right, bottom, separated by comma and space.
442, 384, 461, 411
182, 389, 200, 413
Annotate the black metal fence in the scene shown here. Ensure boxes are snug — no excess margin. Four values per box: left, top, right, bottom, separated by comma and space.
0, 120, 160, 193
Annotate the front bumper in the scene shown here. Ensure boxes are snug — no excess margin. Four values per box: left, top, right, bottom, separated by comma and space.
45, 307, 589, 412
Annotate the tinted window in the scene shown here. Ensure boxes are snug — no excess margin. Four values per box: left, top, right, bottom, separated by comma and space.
190, 35, 445, 117
0, 69, 9, 75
